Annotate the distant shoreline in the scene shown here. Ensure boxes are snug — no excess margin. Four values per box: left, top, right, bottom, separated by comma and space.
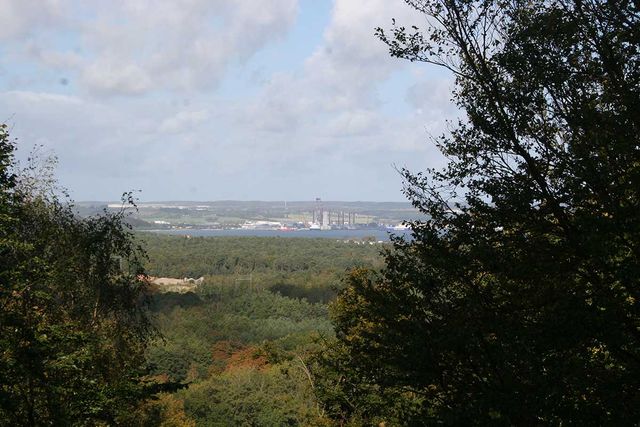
144, 228, 412, 241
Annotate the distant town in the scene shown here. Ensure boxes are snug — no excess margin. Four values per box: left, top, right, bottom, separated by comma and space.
76, 199, 422, 232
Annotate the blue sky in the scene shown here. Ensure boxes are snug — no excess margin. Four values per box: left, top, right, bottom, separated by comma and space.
0, 0, 457, 202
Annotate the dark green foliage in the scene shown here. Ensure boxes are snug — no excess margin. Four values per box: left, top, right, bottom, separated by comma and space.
142, 234, 382, 278
148, 283, 331, 382
146, 283, 334, 425
0, 124, 155, 424
178, 361, 323, 427
325, 1, 640, 425
149, 292, 203, 312
310, 323, 426, 426
268, 282, 337, 304
140, 234, 375, 425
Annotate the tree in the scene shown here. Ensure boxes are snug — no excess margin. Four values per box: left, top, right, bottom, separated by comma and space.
325, 1, 640, 424
0, 124, 157, 425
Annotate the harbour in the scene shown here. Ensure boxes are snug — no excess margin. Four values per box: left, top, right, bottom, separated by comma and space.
147, 227, 412, 241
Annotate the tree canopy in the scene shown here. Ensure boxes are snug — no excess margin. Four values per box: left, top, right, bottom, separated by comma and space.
324, 1, 640, 424
0, 124, 156, 425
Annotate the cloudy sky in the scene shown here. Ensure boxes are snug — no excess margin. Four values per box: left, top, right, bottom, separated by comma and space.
0, 0, 457, 202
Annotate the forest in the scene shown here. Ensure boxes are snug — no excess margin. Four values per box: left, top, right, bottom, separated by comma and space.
139, 235, 382, 426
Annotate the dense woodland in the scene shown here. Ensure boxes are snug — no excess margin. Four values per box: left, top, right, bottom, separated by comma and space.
143, 235, 382, 277
143, 234, 383, 303
139, 235, 382, 426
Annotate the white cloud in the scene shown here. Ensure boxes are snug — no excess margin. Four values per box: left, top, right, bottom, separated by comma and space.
26, 45, 83, 70
76, 0, 299, 96
82, 62, 152, 96
240, 0, 437, 148
1, 0, 299, 96
159, 110, 208, 133
0, 0, 457, 201
405, 76, 456, 115
0, 0, 67, 40
5, 90, 83, 107
325, 109, 379, 137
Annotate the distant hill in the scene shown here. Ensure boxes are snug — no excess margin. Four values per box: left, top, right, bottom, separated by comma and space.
74, 200, 423, 226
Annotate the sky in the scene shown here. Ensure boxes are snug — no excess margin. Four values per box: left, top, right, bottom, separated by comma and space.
0, 0, 458, 202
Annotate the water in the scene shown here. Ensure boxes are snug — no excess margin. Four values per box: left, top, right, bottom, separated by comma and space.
146, 228, 411, 241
